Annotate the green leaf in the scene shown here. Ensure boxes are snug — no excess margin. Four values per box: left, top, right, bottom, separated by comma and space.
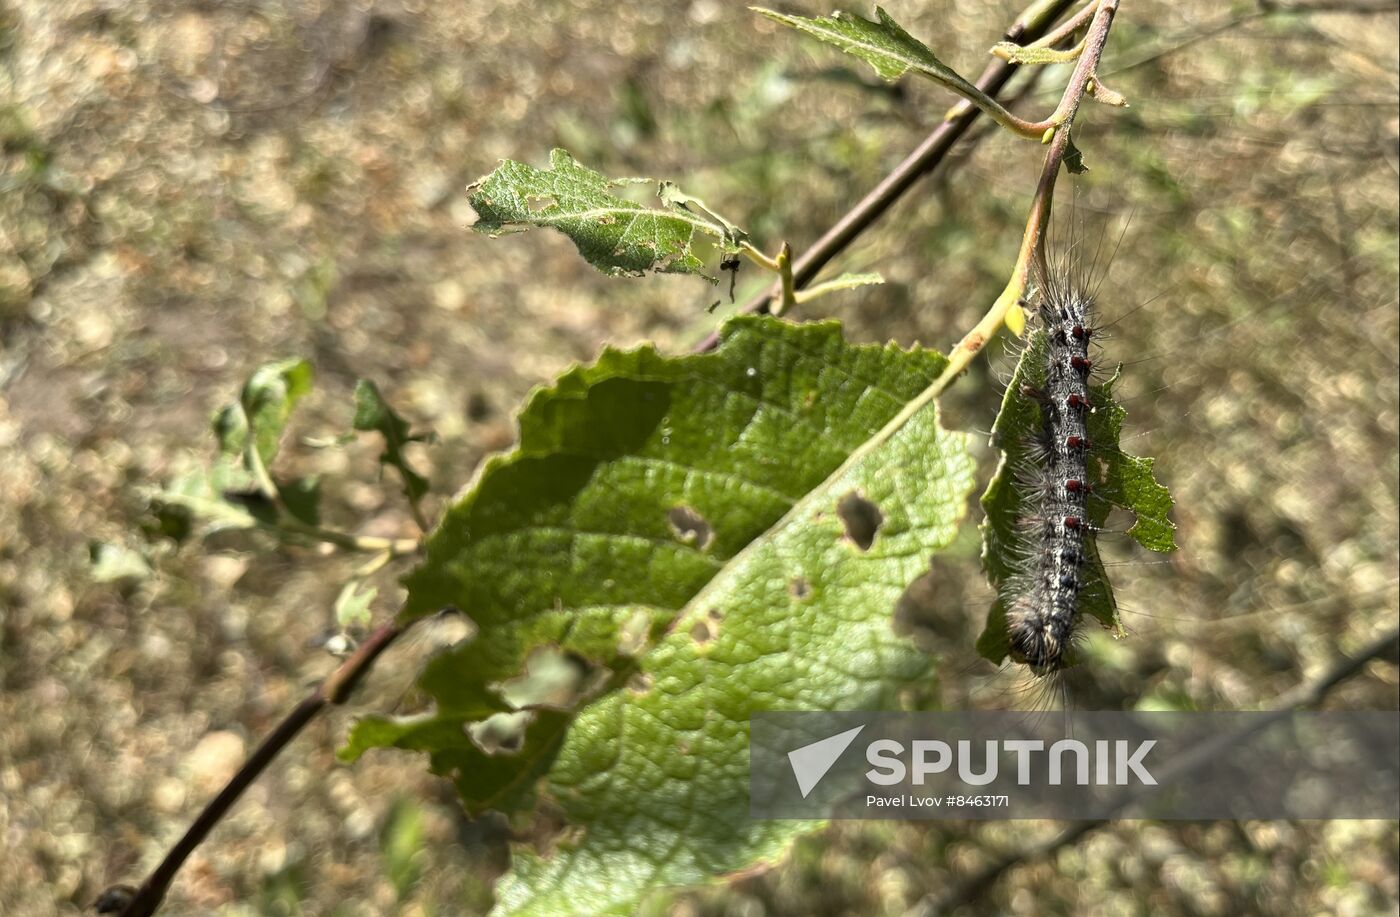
352, 379, 430, 505
335, 580, 378, 629
378, 798, 425, 901
89, 541, 152, 583
467, 149, 741, 280
240, 358, 314, 466
279, 475, 322, 527
976, 327, 1176, 664
342, 315, 977, 916
754, 6, 1022, 133
151, 457, 261, 539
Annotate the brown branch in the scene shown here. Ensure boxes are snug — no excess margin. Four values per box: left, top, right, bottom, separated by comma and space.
96, 621, 410, 916
908, 628, 1400, 917
693, 0, 1083, 353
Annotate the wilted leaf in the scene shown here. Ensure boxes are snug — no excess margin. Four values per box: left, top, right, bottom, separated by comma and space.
343, 316, 977, 916
467, 149, 741, 279
976, 324, 1175, 663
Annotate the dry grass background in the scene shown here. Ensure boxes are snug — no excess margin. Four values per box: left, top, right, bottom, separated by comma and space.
1, 1, 1397, 915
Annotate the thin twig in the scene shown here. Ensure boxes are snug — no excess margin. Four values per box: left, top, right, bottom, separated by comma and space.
98, 621, 411, 917
907, 628, 1400, 917
922, 0, 1119, 399
693, 0, 1083, 352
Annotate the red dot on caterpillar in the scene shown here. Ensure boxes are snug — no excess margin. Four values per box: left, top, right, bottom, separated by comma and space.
1065, 434, 1088, 449
1070, 324, 1089, 341
1070, 355, 1092, 372
1064, 479, 1088, 494
1066, 393, 1088, 410
1063, 516, 1082, 530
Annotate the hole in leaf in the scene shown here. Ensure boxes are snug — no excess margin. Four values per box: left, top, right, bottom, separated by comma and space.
465, 710, 532, 756
617, 609, 655, 657
496, 645, 589, 710
667, 505, 714, 551
526, 194, 557, 212
690, 608, 723, 645
837, 491, 883, 551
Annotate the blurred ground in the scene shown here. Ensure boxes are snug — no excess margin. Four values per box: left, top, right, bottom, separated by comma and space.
1, 0, 1397, 915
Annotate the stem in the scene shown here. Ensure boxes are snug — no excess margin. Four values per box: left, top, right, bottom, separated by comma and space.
925, 0, 1119, 396
695, 0, 1081, 351
1005, 0, 1098, 55
278, 519, 421, 557
100, 621, 410, 917
773, 242, 796, 316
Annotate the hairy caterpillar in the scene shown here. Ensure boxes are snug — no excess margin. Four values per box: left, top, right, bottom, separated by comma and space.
972, 228, 1180, 707
1004, 271, 1097, 676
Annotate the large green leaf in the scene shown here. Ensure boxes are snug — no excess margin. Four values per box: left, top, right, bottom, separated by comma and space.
467, 149, 741, 280
343, 316, 977, 915
976, 326, 1176, 663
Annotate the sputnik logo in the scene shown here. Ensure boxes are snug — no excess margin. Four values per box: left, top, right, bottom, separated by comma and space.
786, 725, 865, 798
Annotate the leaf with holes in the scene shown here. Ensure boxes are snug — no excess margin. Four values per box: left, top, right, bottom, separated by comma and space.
467, 149, 742, 280
341, 315, 976, 916
976, 326, 1176, 664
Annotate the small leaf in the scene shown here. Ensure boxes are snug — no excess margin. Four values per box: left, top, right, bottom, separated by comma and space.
89, 541, 152, 583
344, 315, 978, 916
335, 580, 378, 629
467, 149, 740, 279
1064, 135, 1090, 174
240, 359, 314, 466
151, 458, 260, 539
976, 325, 1175, 664
353, 380, 430, 505
212, 403, 247, 457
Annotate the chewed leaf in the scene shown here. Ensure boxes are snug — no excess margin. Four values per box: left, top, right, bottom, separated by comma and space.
342, 316, 977, 916
754, 6, 1023, 134
976, 327, 1176, 664
467, 149, 741, 280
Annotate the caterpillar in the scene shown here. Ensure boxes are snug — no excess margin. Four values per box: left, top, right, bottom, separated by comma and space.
1004, 269, 1098, 676
971, 215, 1177, 710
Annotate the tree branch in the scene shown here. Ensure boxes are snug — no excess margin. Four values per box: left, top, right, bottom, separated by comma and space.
693, 0, 1083, 352
96, 621, 411, 917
